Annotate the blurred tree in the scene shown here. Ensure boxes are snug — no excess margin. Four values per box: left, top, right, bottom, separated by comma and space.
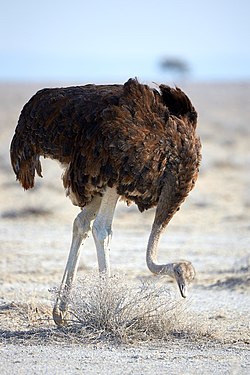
160, 57, 190, 80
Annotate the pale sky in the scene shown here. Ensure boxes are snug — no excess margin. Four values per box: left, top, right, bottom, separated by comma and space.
1, 0, 249, 83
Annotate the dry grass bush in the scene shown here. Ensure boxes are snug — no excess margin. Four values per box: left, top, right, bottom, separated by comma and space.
1, 274, 215, 345
59, 273, 213, 344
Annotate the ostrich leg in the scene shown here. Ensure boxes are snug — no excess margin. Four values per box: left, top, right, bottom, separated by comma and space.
53, 195, 102, 326
92, 187, 119, 276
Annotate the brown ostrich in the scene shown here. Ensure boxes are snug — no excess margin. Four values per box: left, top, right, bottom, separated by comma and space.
10, 78, 201, 326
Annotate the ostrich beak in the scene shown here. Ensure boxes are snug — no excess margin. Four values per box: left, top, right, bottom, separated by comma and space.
173, 262, 195, 298
176, 280, 188, 298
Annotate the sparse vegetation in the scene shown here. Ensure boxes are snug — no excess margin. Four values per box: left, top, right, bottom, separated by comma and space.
1, 207, 52, 219
1, 273, 215, 345
65, 273, 186, 343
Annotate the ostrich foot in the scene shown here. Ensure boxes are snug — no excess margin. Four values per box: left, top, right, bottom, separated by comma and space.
52, 305, 70, 326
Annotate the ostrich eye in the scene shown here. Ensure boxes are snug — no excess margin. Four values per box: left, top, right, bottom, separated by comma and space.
175, 269, 181, 276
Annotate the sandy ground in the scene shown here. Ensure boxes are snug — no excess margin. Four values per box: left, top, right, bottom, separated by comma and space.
0, 81, 250, 374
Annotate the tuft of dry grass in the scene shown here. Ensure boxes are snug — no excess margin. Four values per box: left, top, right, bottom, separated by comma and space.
1, 273, 217, 346
54, 273, 210, 344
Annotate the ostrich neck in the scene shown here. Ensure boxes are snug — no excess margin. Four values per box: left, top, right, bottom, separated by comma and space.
146, 223, 174, 278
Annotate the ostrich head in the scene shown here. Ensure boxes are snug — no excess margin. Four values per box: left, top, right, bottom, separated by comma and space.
172, 261, 196, 298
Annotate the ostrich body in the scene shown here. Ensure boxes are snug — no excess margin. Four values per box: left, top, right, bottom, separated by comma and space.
10, 78, 201, 325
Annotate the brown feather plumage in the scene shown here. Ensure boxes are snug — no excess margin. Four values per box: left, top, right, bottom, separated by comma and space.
10, 78, 201, 214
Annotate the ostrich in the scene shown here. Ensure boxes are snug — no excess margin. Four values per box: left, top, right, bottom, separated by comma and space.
10, 78, 201, 326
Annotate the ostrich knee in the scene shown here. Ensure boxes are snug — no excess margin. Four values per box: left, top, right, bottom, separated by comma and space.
92, 221, 112, 276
